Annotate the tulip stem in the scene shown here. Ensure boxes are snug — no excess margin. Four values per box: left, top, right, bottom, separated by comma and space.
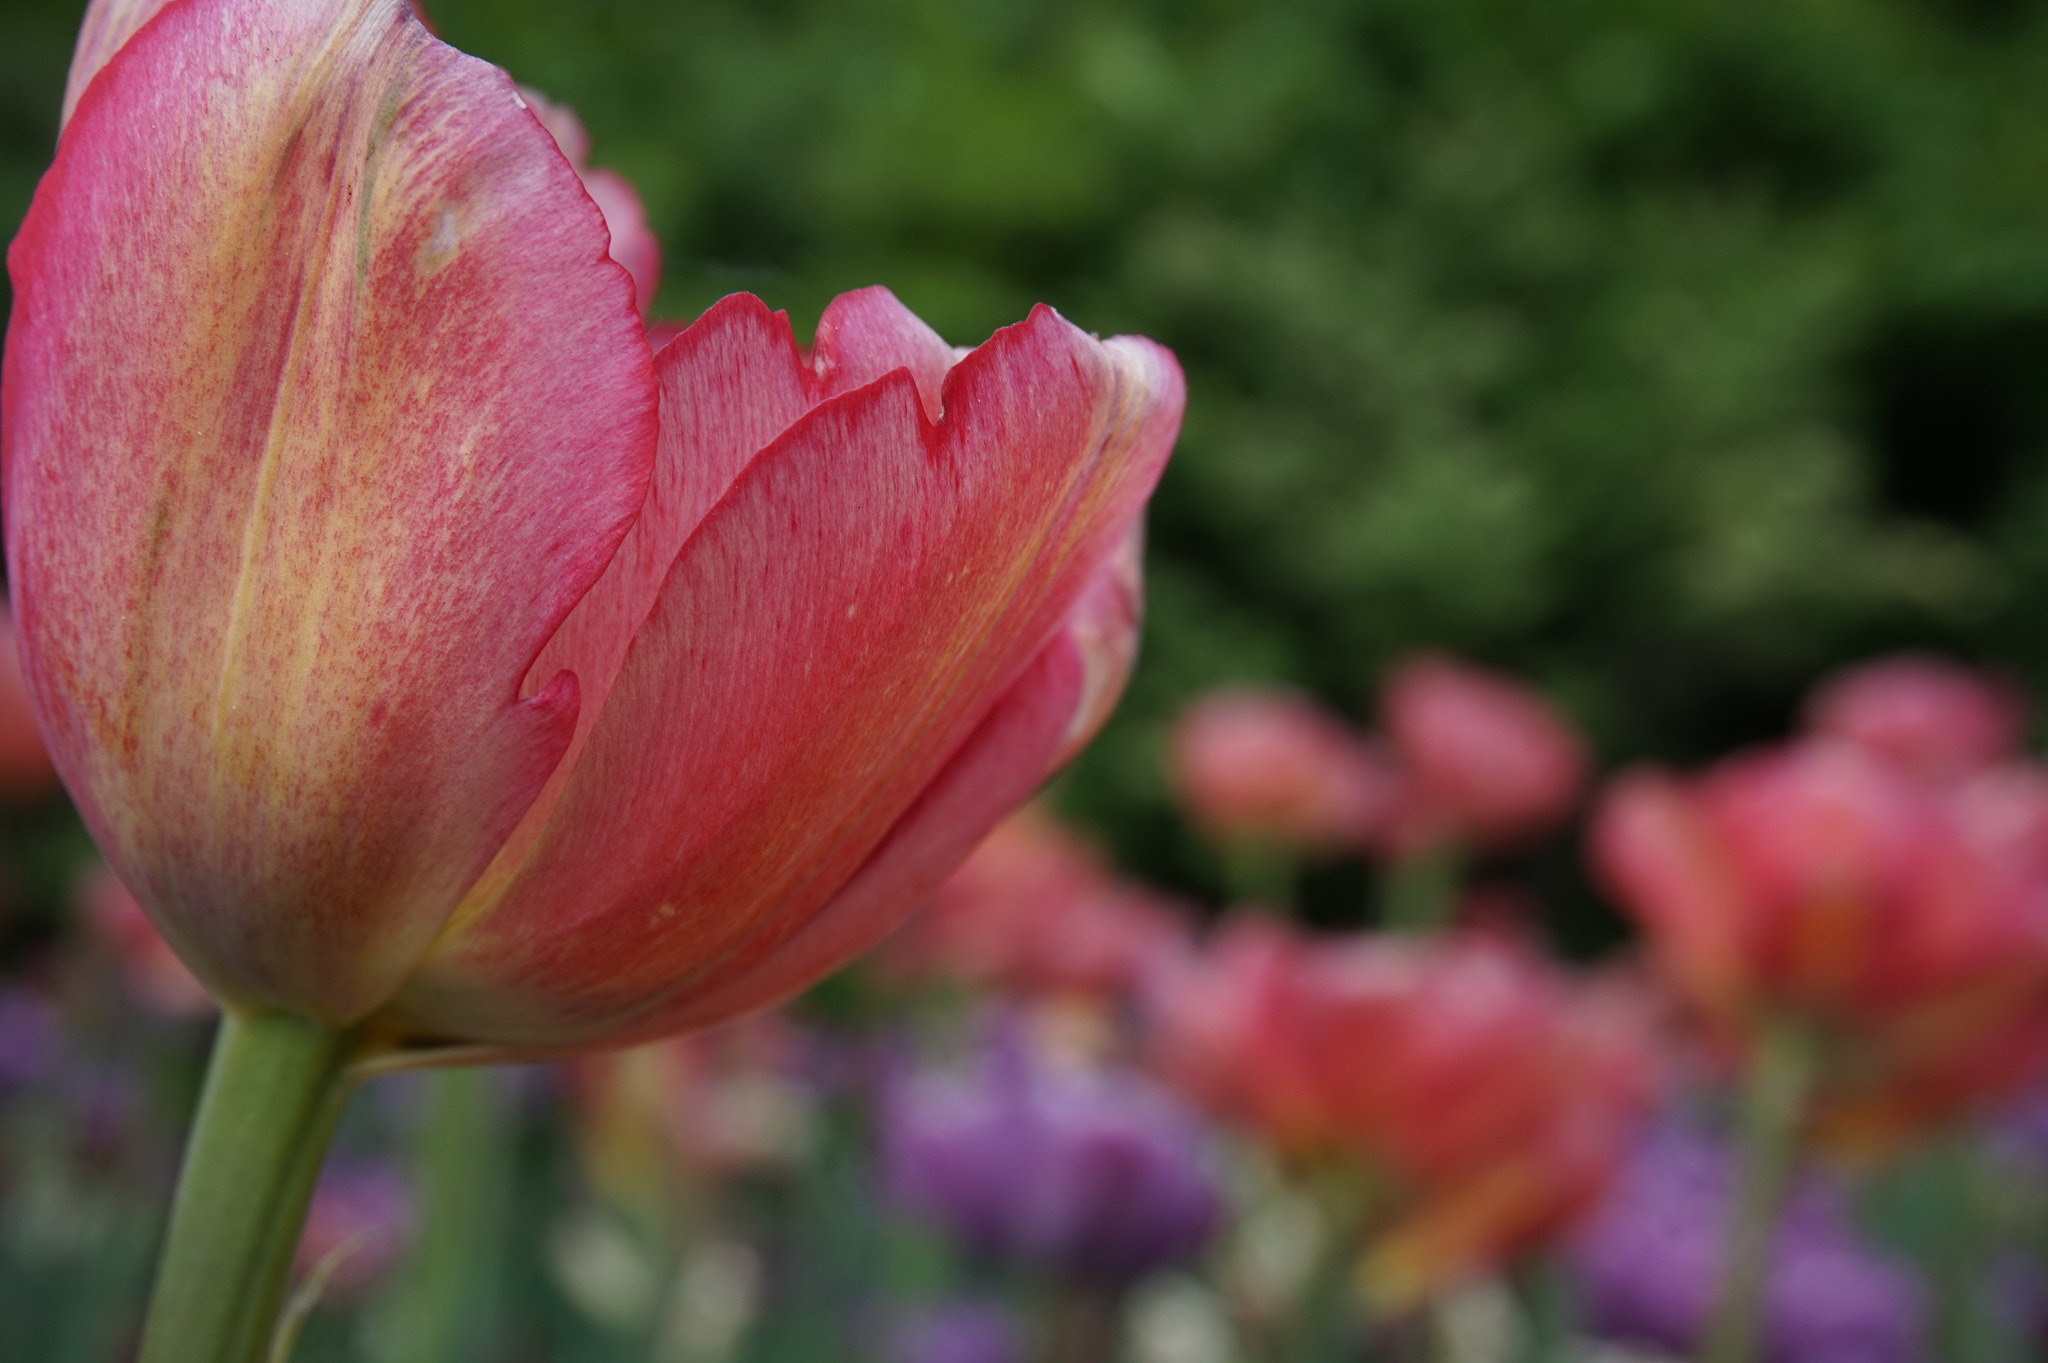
1699, 1022, 1820, 1363
139, 1009, 359, 1363
1379, 842, 1461, 933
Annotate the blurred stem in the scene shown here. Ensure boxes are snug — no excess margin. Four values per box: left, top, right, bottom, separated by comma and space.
1223, 837, 1298, 909
1378, 842, 1461, 933
1927, 1134, 1999, 1363
376, 1067, 514, 1363
1513, 1257, 1575, 1363
1700, 1023, 1820, 1363
139, 1009, 358, 1363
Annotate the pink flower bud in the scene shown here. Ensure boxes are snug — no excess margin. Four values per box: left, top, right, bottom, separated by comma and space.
1805, 654, 2027, 780
1290, 934, 1660, 1306
884, 807, 1191, 1000
1593, 740, 2048, 1139
1169, 689, 1395, 851
11, 0, 1180, 1056
1380, 655, 1587, 853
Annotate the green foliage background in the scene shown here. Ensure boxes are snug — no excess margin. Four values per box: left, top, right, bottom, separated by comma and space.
7, 0, 2048, 910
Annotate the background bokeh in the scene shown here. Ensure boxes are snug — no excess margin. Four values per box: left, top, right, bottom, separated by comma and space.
11, 0, 2048, 927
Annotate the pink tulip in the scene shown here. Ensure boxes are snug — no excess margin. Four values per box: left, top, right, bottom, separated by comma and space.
520, 88, 662, 316
1289, 935, 1659, 1302
6, 0, 1180, 1055
1150, 923, 1659, 1305
1379, 655, 1587, 854
1805, 653, 2027, 781
1168, 688, 1396, 852
1593, 741, 2048, 1139
883, 806, 1192, 1000
1139, 914, 1337, 1158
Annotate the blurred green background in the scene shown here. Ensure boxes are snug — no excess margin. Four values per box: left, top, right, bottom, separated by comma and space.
7, 0, 2048, 914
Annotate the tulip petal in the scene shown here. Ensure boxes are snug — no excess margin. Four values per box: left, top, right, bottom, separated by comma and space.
5, 0, 656, 1021
618, 533, 1146, 1037
1592, 772, 1755, 1021
59, 0, 175, 127
403, 306, 1180, 1043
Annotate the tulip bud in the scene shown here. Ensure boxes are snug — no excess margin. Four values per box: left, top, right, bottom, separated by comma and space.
1169, 689, 1395, 853
1806, 653, 2026, 781
1139, 915, 1337, 1158
1593, 740, 2048, 1139
8, 0, 1181, 1056
1286, 933, 1660, 1306
884, 807, 1192, 1001
1379, 655, 1587, 854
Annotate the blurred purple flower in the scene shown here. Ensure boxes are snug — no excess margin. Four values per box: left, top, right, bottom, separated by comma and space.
0, 986, 58, 1092
1567, 1128, 1925, 1363
881, 1018, 1219, 1287
63, 1065, 140, 1160
1988, 1083, 2048, 1170
891, 1301, 1021, 1363
295, 1159, 414, 1299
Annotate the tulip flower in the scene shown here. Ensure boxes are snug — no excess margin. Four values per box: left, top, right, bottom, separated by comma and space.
883, 806, 1192, 1001
1287, 932, 1659, 1308
1592, 740, 2048, 1136
1805, 653, 2026, 782
1378, 655, 1587, 856
1145, 920, 1659, 1308
1593, 739, 2048, 1363
7, 2, 1180, 1355
1140, 914, 1339, 1158
1169, 688, 1396, 853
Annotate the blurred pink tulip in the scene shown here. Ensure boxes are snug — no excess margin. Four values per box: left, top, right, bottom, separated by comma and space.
1169, 688, 1396, 852
884, 807, 1191, 1000
1289, 933, 1660, 1305
77, 865, 212, 1018
1380, 655, 1587, 854
0, 606, 57, 803
9, 0, 1179, 1054
1805, 653, 2027, 781
1140, 914, 1336, 1158
1593, 740, 2048, 1141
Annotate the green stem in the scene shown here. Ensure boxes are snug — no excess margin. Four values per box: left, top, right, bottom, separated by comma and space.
1700, 1023, 1820, 1363
375, 1067, 514, 1363
1378, 842, 1462, 933
1223, 837, 1298, 909
139, 1009, 359, 1363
